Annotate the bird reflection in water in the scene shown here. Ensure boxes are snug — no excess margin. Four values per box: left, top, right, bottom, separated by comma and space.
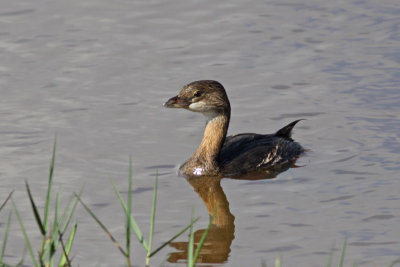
164, 80, 304, 177
167, 161, 297, 264
164, 80, 304, 263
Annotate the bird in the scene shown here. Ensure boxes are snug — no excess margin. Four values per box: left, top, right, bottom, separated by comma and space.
164, 80, 304, 177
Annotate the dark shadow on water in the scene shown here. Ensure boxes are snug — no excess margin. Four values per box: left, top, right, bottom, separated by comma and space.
167, 160, 298, 264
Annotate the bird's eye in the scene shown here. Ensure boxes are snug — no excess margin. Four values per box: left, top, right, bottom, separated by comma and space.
194, 91, 201, 97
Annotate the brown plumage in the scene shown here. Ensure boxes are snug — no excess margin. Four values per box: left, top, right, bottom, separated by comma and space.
165, 80, 304, 177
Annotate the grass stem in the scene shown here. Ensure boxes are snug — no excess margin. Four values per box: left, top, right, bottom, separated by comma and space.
146, 173, 158, 266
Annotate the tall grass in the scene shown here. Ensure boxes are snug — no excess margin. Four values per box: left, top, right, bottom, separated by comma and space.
0, 191, 14, 213
77, 158, 200, 266
0, 192, 14, 265
186, 208, 213, 267
2, 140, 79, 267
0, 211, 12, 265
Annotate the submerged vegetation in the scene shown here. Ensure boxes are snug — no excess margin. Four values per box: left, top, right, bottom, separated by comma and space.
0, 141, 399, 266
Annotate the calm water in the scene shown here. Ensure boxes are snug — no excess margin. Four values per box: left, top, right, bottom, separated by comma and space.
1, 0, 400, 266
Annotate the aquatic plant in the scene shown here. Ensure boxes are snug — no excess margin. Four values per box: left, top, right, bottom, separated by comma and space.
0, 191, 13, 213
4, 139, 79, 267
77, 158, 200, 267
326, 240, 347, 267
186, 208, 213, 267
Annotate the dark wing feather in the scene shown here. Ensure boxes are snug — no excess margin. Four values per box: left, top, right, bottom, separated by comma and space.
219, 120, 304, 176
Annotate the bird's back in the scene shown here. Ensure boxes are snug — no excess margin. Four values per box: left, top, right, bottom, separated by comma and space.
219, 120, 304, 176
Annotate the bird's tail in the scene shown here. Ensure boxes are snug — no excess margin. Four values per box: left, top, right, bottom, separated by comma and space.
275, 119, 304, 140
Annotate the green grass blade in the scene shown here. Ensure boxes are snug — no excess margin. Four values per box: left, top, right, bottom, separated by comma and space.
49, 192, 61, 265
0, 190, 14, 212
64, 223, 77, 260
110, 178, 149, 251
58, 232, 72, 267
60, 187, 83, 235
75, 193, 127, 257
148, 174, 158, 253
275, 256, 282, 267
58, 195, 74, 232
44, 138, 56, 232
193, 214, 213, 263
339, 239, 347, 267
11, 199, 39, 267
389, 258, 400, 267
15, 247, 27, 267
40, 192, 60, 265
0, 210, 12, 263
146, 174, 158, 267
54, 191, 81, 264
187, 208, 195, 267
149, 216, 199, 258
326, 242, 335, 267
58, 223, 77, 267
54, 193, 60, 235
126, 158, 133, 265
25, 181, 45, 235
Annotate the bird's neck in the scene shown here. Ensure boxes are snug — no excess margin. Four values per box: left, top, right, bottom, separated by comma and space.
188, 111, 230, 175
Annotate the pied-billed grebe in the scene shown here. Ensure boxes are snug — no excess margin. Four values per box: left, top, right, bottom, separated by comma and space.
164, 80, 304, 177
